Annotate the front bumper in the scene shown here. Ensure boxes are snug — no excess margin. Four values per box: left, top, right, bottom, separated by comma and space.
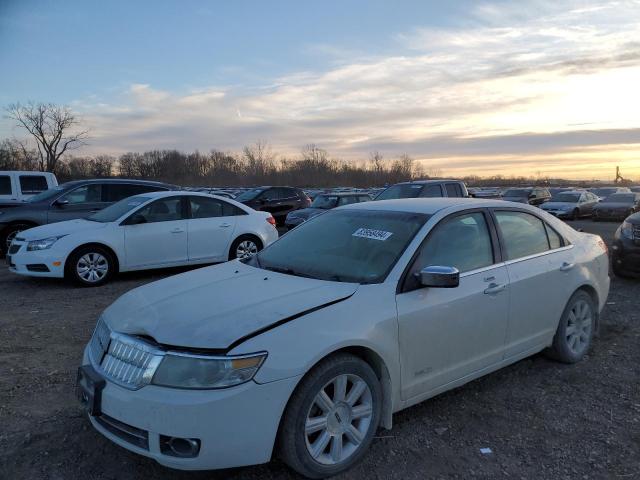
80, 349, 300, 471
6, 240, 66, 278
612, 237, 640, 275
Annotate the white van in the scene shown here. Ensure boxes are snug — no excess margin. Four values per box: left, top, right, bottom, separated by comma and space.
0, 171, 58, 206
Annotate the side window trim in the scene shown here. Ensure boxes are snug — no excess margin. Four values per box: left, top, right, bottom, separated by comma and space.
397, 207, 501, 294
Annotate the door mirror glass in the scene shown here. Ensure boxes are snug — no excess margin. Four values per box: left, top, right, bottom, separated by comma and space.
417, 266, 460, 288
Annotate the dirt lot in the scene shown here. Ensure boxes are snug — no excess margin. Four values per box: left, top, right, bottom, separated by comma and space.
1, 220, 639, 479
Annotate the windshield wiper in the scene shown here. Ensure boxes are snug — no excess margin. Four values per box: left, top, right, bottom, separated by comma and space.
262, 265, 318, 279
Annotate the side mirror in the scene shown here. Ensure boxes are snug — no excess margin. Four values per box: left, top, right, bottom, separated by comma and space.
55, 199, 69, 207
127, 214, 147, 225
417, 266, 460, 288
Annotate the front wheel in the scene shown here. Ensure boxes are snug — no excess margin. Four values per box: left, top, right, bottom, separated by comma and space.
66, 246, 115, 287
545, 290, 596, 363
278, 354, 381, 479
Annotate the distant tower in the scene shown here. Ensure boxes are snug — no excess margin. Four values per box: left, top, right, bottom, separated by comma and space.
615, 166, 627, 185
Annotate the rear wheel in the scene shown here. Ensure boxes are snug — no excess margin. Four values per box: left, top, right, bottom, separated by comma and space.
279, 354, 381, 479
228, 235, 262, 260
66, 245, 116, 287
545, 290, 595, 363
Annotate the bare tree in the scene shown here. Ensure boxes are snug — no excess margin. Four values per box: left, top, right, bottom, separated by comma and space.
6, 102, 88, 173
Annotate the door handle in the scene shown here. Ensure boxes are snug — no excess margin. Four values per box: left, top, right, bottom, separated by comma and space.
560, 262, 575, 272
170, 228, 185, 233
219, 223, 231, 228
484, 283, 506, 295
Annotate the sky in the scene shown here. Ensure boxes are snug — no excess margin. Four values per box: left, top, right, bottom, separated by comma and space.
1, 0, 639, 180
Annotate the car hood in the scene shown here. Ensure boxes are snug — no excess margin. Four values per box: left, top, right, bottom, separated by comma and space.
288, 207, 326, 219
101, 260, 359, 350
595, 202, 633, 210
18, 219, 107, 240
542, 202, 576, 209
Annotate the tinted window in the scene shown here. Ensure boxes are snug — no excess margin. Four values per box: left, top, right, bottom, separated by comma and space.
134, 197, 183, 223
279, 188, 297, 199
190, 196, 223, 218
19, 175, 48, 194
106, 183, 163, 202
409, 212, 494, 283
445, 183, 463, 197
495, 211, 549, 260
236, 188, 265, 202
312, 195, 339, 209
0, 176, 11, 195
61, 184, 103, 204
254, 209, 428, 284
419, 184, 443, 198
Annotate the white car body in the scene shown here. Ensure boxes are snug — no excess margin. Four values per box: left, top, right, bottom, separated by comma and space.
7, 191, 278, 279
79, 198, 610, 472
0, 170, 58, 204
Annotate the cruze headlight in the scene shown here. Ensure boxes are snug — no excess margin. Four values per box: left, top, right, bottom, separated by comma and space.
151, 352, 267, 389
27, 235, 66, 251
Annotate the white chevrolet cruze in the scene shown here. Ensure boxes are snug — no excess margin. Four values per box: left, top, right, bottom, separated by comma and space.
78, 198, 610, 477
7, 191, 278, 286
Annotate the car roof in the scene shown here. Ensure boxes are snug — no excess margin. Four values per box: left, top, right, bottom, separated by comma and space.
319, 192, 368, 197
61, 178, 174, 187
394, 179, 462, 185
342, 198, 510, 215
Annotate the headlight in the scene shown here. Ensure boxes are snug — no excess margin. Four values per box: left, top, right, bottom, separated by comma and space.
621, 221, 634, 239
27, 235, 66, 251
151, 352, 267, 389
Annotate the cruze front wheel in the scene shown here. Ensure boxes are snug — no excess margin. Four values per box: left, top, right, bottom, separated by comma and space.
279, 353, 381, 478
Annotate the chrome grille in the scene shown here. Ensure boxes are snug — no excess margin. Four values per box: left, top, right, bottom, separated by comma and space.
88, 319, 162, 390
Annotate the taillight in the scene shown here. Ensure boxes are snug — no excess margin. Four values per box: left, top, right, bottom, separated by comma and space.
266, 216, 276, 226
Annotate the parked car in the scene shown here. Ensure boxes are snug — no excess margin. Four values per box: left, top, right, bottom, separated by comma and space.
77, 198, 609, 477
629, 186, 640, 193
611, 212, 640, 278
0, 179, 174, 255
0, 170, 58, 208
7, 192, 278, 286
375, 179, 468, 200
592, 193, 640, 221
236, 186, 311, 225
285, 192, 371, 229
588, 186, 631, 201
540, 190, 599, 220
501, 187, 551, 206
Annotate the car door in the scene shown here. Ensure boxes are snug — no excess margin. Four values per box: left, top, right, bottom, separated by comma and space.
492, 209, 576, 358
122, 196, 188, 268
186, 196, 238, 262
396, 210, 509, 400
46, 183, 109, 223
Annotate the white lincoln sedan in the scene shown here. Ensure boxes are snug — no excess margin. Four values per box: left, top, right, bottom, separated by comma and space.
78, 198, 609, 477
7, 191, 278, 286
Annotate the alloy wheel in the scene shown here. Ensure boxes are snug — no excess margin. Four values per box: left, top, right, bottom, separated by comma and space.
76, 253, 109, 283
236, 240, 258, 259
565, 299, 593, 355
304, 374, 373, 465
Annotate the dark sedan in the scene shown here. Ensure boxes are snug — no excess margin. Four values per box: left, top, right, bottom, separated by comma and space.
284, 193, 371, 229
0, 179, 175, 254
235, 186, 310, 225
612, 212, 640, 278
592, 193, 640, 221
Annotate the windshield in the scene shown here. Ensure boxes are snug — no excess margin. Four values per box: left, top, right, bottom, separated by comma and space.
235, 188, 265, 202
503, 189, 529, 197
376, 184, 424, 200
603, 194, 635, 203
311, 195, 339, 209
27, 186, 65, 203
87, 196, 152, 222
252, 209, 428, 284
551, 193, 581, 203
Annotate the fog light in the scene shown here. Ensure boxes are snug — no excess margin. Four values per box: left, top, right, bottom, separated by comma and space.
160, 435, 201, 458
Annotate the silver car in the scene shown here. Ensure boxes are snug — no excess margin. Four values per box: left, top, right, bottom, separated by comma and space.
78, 198, 610, 478
541, 190, 599, 220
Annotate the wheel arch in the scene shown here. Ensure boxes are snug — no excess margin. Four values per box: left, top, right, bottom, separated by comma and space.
228, 233, 264, 260
65, 242, 121, 274
574, 283, 600, 334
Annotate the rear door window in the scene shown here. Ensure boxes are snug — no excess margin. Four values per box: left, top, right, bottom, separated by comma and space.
135, 197, 184, 223
494, 211, 550, 260
19, 175, 48, 194
419, 184, 443, 197
0, 176, 11, 195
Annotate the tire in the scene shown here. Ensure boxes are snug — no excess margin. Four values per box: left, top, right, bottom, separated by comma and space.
65, 245, 116, 287
1, 223, 35, 255
228, 235, 263, 260
278, 353, 382, 479
612, 262, 633, 279
545, 290, 596, 364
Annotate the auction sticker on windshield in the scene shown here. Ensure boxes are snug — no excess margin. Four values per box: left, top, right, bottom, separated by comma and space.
353, 228, 393, 241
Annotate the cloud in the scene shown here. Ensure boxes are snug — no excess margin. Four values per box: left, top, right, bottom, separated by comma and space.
25, 0, 640, 179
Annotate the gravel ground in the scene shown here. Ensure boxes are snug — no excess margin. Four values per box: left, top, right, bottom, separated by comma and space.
1, 220, 639, 479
